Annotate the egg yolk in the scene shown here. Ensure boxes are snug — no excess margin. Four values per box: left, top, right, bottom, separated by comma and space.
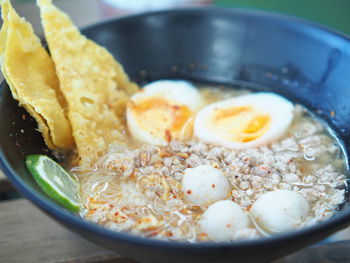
129, 97, 193, 142
212, 106, 270, 142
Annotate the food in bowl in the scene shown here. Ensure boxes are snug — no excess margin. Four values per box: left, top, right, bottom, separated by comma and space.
77, 83, 346, 241
0, 0, 347, 243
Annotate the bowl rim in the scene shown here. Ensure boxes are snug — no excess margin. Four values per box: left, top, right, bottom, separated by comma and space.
1, 6, 350, 251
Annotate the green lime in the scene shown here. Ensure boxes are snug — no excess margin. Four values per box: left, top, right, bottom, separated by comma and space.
25, 154, 80, 213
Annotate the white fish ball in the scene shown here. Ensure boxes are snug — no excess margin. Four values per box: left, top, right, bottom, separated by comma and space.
182, 165, 231, 205
200, 200, 250, 241
251, 190, 310, 233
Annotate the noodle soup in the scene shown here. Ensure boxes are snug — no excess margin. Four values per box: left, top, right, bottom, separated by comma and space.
72, 82, 347, 242
3, 0, 346, 245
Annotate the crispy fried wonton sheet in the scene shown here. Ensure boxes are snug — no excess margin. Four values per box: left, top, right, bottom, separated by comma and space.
37, 0, 139, 166
0, 0, 74, 150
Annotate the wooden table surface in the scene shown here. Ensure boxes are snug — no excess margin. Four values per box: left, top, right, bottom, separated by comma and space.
0, 165, 137, 262
0, 198, 137, 263
0, 169, 132, 262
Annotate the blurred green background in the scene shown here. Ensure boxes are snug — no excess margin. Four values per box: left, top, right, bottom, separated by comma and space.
215, 0, 350, 35
13, 0, 350, 36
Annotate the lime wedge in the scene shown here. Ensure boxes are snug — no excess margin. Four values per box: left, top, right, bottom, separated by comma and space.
25, 154, 80, 213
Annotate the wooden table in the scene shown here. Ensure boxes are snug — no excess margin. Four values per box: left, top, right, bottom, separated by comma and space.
0, 169, 131, 262
0, 193, 136, 263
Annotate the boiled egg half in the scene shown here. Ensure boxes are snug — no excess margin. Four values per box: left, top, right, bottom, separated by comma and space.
127, 80, 203, 146
194, 93, 294, 149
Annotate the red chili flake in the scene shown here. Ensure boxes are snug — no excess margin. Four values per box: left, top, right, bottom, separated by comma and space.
231, 197, 235, 201
120, 216, 127, 220
226, 224, 232, 228
186, 190, 192, 195
165, 231, 174, 237
114, 212, 119, 216
173, 105, 180, 110
330, 111, 335, 117
246, 205, 253, 211
212, 184, 216, 188
165, 129, 172, 143
149, 232, 158, 237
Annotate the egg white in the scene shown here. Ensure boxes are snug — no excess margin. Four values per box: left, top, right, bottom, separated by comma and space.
194, 92, 294, 149
139, 80, 203, 111
127, 80, 203, 146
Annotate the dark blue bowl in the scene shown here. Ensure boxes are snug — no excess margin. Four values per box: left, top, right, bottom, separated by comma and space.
1, 8, 350, 263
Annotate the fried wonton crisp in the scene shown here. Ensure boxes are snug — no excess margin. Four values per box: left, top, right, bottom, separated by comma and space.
0, 0, 74, 150
37, 0, 139, 166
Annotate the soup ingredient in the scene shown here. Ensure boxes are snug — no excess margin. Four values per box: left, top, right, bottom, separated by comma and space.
79, 99, 346, 241
199, 200, 250, 241
194, 93, 294, 149
182, 165, 231, 205
26, 155, 80, 212
37, 0, 139, 166
127, 80, 203, 146
251, 190, 310, 233
0, 0, 74, 150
